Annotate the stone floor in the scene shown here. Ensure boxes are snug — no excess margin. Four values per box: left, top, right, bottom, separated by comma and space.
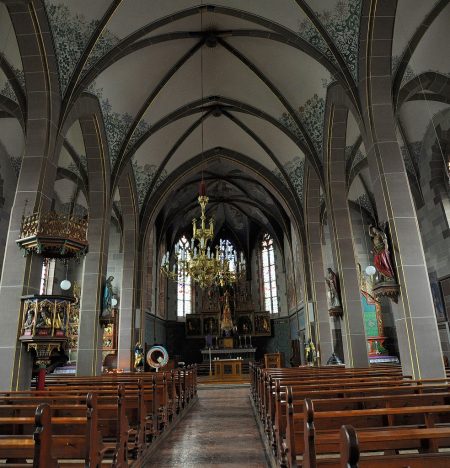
146, 385, 269, 467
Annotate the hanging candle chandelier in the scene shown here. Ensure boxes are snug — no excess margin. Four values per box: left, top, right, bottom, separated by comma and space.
160, 3, 246, 288
160, 183, 246, 289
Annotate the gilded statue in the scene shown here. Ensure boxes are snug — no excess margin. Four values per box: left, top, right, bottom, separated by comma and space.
305, 339, 317, 366
35, 305, 52, 329
134, 342, 144, 372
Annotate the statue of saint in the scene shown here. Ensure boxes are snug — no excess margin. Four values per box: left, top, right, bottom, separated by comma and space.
54, 308, 66, 331
325, 268, 341, 309
102, 276, 114, 316
134, 342, 144, 372
35, 306, 52, 329
305, 339, 317, 366
369, 225, 395, 280
23, 306, 35, 331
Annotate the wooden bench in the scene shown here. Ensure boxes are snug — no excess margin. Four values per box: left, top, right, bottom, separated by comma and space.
340, 424, 450, 468
0, 388, 129, 466
0, 399, 101, 467
270, 381, 450, 461
287, 397, 450, 468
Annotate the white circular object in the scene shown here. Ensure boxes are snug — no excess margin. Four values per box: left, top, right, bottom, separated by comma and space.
111, 297, 118, 307
146, 345, 169, 369
60, 279, 71, 290
365, 265, 376, 276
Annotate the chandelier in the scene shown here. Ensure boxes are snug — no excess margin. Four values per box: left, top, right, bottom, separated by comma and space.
160, 5, 245, 288
160, 184, 246, 288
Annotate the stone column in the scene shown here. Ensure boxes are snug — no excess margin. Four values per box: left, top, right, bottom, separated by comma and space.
0, 1, 60, 390
117, 169, 138, 371
359, 0, 445, 378
76, 114, 111, 376
304, 163, 334, 364
324, 102, 369, 368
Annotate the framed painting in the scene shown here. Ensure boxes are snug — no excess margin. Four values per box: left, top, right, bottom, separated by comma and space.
185, 315, 202, 337
254, 312, 271, 336
202, 315, 219, 335
236, 313, 253, 335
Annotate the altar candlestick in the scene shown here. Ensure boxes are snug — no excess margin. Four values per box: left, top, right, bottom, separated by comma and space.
209, 347, 212, 376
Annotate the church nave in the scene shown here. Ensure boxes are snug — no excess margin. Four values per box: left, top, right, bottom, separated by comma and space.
0, 0, 449, 466
146, 386, 268, 468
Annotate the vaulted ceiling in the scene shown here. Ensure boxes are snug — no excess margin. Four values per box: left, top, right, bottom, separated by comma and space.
0, 0, 449, 245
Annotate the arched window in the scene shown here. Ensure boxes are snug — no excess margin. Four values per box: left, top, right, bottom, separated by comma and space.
261, 234, 278, 314
177, 236, 192, 318
219, 238, 236, 272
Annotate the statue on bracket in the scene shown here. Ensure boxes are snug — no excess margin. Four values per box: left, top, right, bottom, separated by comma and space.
325, 268, 343, 318
101, 276, 114, 318
369, 224, 400, 302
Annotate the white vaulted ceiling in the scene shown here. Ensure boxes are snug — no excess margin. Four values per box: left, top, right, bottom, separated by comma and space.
0, 1, 448, 244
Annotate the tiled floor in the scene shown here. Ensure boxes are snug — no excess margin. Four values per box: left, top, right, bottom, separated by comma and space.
146, 385, 268, 467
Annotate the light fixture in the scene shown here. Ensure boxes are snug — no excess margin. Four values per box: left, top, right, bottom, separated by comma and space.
60, 262, 71, 290
160, 4, 246, 289
111, 297, 118, 307
160, 183, 246, 288
365, 265, 376, 276
60, 279, 72, 291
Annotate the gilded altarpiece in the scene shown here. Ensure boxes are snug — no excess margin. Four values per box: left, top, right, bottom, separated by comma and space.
185, 281, 271, 338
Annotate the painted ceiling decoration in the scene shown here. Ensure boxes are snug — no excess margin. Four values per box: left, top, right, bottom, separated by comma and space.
33, 0, 369, 214
0, 0, 448, 239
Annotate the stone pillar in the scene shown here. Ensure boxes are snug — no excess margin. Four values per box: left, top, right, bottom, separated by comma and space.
76, 114, 111, 376
324, 102, 369, 368
359, 0, 445, 378
0, 2, 60, 390
304, 163, 334, 364
117, 169, 138, 371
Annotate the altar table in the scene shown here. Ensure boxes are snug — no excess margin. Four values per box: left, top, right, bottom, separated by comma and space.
213, 359, 243, 380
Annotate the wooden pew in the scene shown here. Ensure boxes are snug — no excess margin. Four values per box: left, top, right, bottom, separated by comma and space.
0, 367, 198, 466
0, 403, 57, 467
340, 424, 450, 468
292, 397, 450, 468
0, 393, 104, 467
0, 388, 130, 466
268, 379, 450, 461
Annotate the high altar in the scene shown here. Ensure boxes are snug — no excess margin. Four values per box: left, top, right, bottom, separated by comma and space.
186, 280, 270, 363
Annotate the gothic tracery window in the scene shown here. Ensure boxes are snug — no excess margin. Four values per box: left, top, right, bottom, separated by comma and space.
261, 234, 278, 314
177, 236, 192, 318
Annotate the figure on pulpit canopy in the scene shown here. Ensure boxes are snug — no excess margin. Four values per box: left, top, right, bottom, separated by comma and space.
369, 225, 395, 280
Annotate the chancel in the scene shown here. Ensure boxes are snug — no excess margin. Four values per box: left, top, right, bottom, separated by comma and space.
0, 1, 449, 466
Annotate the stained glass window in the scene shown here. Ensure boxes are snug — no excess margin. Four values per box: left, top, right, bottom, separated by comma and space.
261, 234, 278, 314
177, 236, 192, 318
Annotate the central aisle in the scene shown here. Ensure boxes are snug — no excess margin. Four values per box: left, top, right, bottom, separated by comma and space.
147, 386, 268, 467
